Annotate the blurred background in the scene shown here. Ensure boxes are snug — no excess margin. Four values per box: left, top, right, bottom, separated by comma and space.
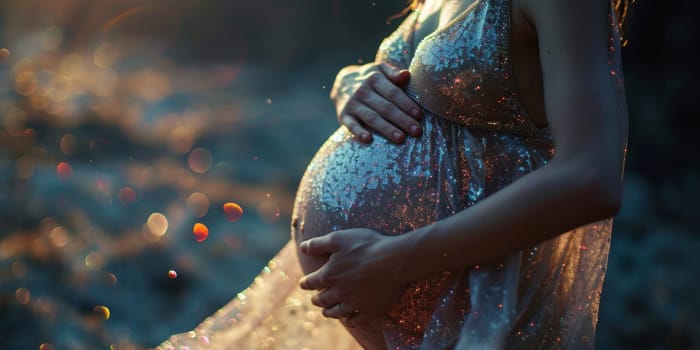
0, 0, 697, 349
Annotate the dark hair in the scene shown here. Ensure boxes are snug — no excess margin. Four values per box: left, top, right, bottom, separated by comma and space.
389, 0, 632, 44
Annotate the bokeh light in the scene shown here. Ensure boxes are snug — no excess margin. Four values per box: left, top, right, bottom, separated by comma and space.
15, 155, 35, 179
146, 213, 169, 238
104, 273, 118, 286
15, 288, 30, 305
15, 70, 37, 96
56, 162, 73, 180
85, 252, 104, 271
41, 26, 63, 51
126, 69, 171, 102
168, 126, 196, 155
93, 42, 122, 69
192, 223, 208, 243
186, 192, 210, 217
188, 147, 213, 174
223, 202, 243, 222
168, 270, 177, 279
47, 74, 72, 102
118, 186, 138, 205
59, 134, 77, 155
0, 47, 10, 62
48, 226, 69, 248
93, 306, 110, 320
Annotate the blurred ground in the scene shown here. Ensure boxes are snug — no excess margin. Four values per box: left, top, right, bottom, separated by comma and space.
0, 1, 698, 349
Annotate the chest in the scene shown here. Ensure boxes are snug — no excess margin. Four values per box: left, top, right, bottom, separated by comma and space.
413, 0, 478, 45
376, 0, 550, 138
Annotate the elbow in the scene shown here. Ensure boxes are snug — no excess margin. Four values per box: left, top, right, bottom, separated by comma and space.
553, 153, 623, 220
579, 168, 623, 220
590, 179, 622, 219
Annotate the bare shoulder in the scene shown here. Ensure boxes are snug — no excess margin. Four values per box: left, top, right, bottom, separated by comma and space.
519, 0, 610, 20
518, 0, 610, 46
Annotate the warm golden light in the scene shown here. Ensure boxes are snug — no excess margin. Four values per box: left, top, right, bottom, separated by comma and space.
146, 212, 169, 237
93, 305, 110, 320
85, 252, 104, 271
41, 26, 63, 51
15, 71, 37, 96
126, 69, 171, 102
0, 48, 10, 63
94, 42, 122, 68
48, 226, 69, 248
223, 202, 244, 222
48, 74, 72, 102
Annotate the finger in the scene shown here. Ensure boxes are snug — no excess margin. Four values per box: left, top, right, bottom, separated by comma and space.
363, 88, 422, 138
377, 63, 410, 85
372, 76, 423, 122
339, 114, 372, 143
349, 104, 406, 144
299, 269, 328, 290
311, 289, 339, 308
299, 234, 333, 255
299, 231, 338, 255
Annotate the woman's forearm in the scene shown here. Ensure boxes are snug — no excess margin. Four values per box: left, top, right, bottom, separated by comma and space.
393, 157, 623, 281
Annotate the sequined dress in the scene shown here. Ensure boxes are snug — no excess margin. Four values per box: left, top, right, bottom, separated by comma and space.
158, 0, 627, 348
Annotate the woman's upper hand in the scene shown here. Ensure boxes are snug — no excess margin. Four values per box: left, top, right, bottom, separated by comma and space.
298, 228, 410, 330
330, 62, 423, 144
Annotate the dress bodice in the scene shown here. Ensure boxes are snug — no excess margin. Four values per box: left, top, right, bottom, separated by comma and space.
375, 0, 552, 139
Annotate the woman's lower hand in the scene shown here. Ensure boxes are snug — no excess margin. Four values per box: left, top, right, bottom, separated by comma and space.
298, 228, 409, 330
331, 62, 423, 144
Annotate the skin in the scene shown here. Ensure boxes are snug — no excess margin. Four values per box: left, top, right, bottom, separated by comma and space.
300, 0, 628, 348
330, 62, 423, 144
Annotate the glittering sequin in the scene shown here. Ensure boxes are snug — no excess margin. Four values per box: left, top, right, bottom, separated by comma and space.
157, 0, 627, 349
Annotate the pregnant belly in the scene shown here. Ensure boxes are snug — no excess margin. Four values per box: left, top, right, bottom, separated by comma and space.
290, 126, 441, 274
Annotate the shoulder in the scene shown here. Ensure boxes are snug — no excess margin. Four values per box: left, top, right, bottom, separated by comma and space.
516, 0, 612, 72
518, 0, 610, 36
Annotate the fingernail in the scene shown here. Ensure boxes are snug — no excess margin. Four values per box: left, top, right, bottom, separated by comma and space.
411, 108, 420, 118
410, 124, 420, 135
300, 241, 307, 253
360, 133, 370, 142
392, 131, 403, 141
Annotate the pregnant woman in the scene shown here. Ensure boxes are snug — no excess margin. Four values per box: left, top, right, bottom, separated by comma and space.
159, 0, 629, 348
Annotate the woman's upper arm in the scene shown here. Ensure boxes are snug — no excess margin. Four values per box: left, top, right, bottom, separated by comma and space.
523, 0, 627, 177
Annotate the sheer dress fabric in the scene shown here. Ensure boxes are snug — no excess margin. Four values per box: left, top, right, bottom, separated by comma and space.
158, 0, 627, 348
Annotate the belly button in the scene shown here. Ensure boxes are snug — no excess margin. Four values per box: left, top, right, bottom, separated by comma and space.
292, 217, 305, 235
